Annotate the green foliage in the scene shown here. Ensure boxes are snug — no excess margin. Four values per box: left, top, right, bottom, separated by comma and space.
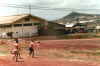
6, 32, 13, 39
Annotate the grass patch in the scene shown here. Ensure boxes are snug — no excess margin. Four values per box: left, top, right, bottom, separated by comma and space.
0, 51, 8, 56
0, 51, 8, 54
58, 33, 98, 39
92, 52, 100, 56
71, 50, 85, 54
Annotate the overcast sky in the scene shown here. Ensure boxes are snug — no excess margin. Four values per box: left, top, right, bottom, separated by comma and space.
0, 0, 100, 21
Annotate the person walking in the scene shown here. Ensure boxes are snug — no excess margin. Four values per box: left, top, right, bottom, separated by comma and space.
29, 41, 35, 58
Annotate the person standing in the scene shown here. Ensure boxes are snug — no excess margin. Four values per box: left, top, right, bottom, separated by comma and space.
29, 41, 35, 58
14, 38, 19, 43
35, 40, 40, 56
11, 41, 19, 62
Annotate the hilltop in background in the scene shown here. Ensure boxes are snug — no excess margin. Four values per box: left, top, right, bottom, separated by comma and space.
54, 12, 100, 24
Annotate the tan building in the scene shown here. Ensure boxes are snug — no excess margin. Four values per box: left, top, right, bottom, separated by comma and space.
0, 14, 45, 38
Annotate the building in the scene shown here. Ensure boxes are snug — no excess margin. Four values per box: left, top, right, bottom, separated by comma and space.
0, 14, 45, 38
39, 21, 66, 36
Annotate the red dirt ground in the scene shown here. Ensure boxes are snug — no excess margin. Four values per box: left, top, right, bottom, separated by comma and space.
0, 56, 97, 66
0, 38, 100, 66
40, 38, 100, 49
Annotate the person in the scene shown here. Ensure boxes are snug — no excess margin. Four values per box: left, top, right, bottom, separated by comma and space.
11, 41, 19, 62
35, 40, 40, 56
29, 41, 35, 58
11, 40, 22, 62
14, 38, 19, 43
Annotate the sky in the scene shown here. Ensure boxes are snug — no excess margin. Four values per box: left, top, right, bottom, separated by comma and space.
0, 0, 100, 21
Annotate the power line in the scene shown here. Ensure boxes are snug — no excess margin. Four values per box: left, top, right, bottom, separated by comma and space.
6, 5, 69, 11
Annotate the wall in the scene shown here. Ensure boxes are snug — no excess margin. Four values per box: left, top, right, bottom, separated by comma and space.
0, 16, 44, 38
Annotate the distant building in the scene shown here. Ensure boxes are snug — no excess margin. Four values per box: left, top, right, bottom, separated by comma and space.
0, 14, 45, 38
65, 23, 75, 28
41, 21, 66, 35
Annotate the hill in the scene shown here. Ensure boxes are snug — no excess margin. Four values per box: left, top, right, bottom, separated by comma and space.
55, 12, 100, 24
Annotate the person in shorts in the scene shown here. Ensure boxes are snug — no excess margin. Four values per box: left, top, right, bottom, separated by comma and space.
29, 41, 35, 58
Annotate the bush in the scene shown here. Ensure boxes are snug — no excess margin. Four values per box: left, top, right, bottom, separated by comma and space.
6, 32, 13, 38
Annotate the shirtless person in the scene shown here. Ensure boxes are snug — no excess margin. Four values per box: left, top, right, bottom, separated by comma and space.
35, 40, 40, 56
29, 41, 35, 58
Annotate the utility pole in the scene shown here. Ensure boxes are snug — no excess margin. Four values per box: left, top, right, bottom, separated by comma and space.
95, 20, 98, 34
29, 4, 31, 14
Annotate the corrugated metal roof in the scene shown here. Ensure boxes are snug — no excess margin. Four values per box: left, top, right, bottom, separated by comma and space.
65, 23, 76, 28
0, 14, 45, 24
0, 14, 29, 24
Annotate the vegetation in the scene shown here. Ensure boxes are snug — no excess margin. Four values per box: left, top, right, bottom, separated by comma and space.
6, 32, 13, 39
58, 33, 98, 39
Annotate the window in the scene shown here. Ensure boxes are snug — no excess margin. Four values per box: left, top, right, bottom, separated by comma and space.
14, 24, 22, 27
5, 25, 12, 27
23, 23, 32, 26
34, 23, 40, 25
